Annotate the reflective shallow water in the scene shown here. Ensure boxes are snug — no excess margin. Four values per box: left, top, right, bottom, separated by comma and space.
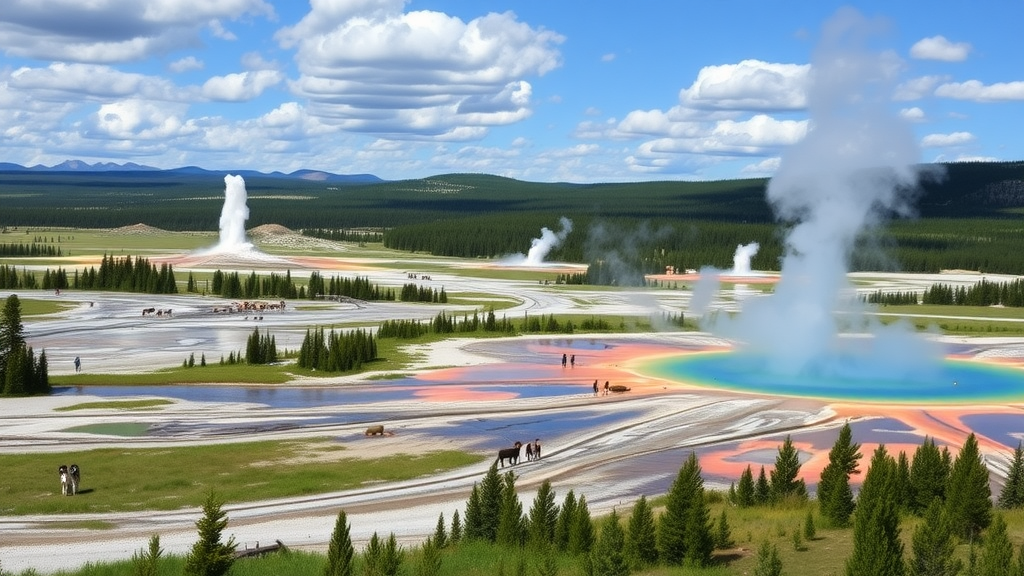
641, 351, 1024, 403
53, 380, 587, 408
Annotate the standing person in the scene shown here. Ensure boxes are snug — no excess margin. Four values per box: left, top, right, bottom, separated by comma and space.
593, 380, 599, 396
73, 356, 81, 372
604, 381, 610, 395
561, 353, 567, 367
570, 354, 575, 368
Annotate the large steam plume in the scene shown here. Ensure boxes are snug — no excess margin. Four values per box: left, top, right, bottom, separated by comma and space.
707, 8, 943, 378
503, 217, 573, 266
211, 174, 254, 253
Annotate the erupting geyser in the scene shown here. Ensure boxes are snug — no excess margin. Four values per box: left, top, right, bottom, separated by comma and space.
700, 8, 946, 383
211, 174, 254, 254
731, 242, 760, 276
503, 217, 573, 266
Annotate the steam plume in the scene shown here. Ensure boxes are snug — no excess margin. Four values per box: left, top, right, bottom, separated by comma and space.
213, 174, 254, 253
731, 242, 760, 276
707, 8, 943, 378
503, 217, 573, 266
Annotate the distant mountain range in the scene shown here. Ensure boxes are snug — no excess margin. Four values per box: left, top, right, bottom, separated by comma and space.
0, 160, 384, 184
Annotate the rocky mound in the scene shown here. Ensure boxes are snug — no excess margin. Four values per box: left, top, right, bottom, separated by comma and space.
112, 223, 167, 235
248, 224, 294, 238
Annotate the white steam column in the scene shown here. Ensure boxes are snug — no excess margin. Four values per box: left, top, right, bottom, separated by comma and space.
214, 174, 254, 253
731, 242, 760, 276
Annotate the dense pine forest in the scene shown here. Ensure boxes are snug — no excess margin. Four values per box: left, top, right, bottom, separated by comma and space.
2, 161, 1024, 274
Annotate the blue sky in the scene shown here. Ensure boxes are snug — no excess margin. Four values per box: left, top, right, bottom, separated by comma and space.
1, 0, 1022, 182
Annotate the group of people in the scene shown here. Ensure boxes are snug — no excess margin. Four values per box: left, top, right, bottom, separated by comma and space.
561, 353, 576, 368
592, 379, 612, 396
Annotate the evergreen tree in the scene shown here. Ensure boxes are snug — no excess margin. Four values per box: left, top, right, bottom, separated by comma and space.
770, 435, 808, 502
908, 498, 961, 576
911, 437, 949, 514
496, 471, 525, 547
803, 508, 816, 541
184, 492, 237, 576
736, 464, 756, 507
554, 490, 578, 552
591, 509, 629, 576
131, 534, 163, 576
978, 513, 1013, 576
753, 541, 783, 576
464, 484, 482, 541
363, 532, 386, 576
449, 510, 462, 544
381, 533, 403, 576
433, 513, 447, 549
845, 445, 904, 576
324, 510, 355, 576
755, 465, 771, 505
624, 494, 658, 569
945, 433, 992, 541
895, 451, 913, 514
818, 422, 862, 527
527, 479, 558, 550
568, 495, 595, 555
657, 451, 714, 567
415, 535, 442, 576
714, 509, 734, 549
0, 294, 25, 367
999, 441, 1024, 509
478, 463, 504, 542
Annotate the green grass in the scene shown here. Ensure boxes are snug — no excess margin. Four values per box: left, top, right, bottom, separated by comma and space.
0, 439, 482, 515
50, 362, 297, 385
20, 500, 1024, 576
876, 303, 1024, 320
55, 399, 173, 411
17, 298, 76, 317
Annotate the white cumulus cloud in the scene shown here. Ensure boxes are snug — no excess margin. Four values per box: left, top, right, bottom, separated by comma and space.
679, 60, 810, 111
202, 70, 283, 102
921, 131, 975, 148
899, 107, 926, 121
935, 80, 1024, 102
278, 5, 563, 139
0, 0, 275, 63
910, 35, 971, 62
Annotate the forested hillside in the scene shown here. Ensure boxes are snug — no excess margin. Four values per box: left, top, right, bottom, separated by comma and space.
2, 161, 1023, 274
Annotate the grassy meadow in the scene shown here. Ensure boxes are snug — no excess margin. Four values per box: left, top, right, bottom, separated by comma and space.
0, 439, 482, 515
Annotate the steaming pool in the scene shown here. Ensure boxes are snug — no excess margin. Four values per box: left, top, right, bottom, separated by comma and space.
640, 350, 1024, 404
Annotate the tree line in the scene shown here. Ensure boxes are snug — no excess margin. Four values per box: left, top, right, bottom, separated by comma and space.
0, 265, 70, 290
72, 254, 178, 294
296, 327, 377, 373
922, 278, 1024, 306
0, 242, 61, 257
302, 228, 384, 244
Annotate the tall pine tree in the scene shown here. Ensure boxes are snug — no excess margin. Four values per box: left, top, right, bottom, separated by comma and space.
908, 499, 961, 576
945, 433, 992, 541
999, 441, 1024, 509
818, 422, 861, 527
845, 445, 904, 576
657, 451, 713, 567
624, 495, 658, 569
769, 435, 807, 502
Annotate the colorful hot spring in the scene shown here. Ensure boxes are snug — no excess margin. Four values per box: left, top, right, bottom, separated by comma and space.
641, 351, 1024, 403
